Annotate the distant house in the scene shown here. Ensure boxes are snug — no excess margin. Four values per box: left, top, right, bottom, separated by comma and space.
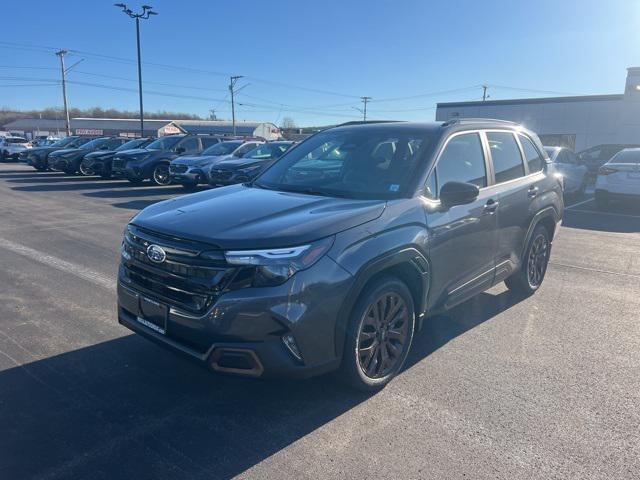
2, 118, 282, 141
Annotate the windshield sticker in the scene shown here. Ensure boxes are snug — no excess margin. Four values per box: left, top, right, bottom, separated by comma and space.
389, 184, 400, 192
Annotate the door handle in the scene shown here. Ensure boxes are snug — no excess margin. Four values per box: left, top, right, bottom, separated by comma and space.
483, 199, 499, 214
528, 186, 539, 198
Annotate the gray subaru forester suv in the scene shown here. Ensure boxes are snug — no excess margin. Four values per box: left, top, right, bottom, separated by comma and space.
118, 120, 563, 391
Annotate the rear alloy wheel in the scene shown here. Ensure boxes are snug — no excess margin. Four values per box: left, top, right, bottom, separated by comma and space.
341, 276, 415, 391
505, 225, 550, 295
152, 164, 172, 186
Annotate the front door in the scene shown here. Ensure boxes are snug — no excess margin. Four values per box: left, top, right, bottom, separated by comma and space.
423, 132, 499, 309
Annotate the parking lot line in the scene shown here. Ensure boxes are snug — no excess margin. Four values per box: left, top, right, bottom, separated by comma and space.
549, 261, 640, 279
565, 197, 594, 209
0, 238, 116, 290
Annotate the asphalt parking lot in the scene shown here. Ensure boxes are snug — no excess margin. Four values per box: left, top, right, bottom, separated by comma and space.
1, 163, 639, 480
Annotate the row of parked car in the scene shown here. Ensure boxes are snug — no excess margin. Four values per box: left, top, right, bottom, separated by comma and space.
9, 133, 295, 190
3, 132, 637, 207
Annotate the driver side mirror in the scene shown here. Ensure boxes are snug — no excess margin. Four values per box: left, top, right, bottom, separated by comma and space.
439, 181, 480, 206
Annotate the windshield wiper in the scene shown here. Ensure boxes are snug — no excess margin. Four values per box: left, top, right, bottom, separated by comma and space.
276, 185, 350, 198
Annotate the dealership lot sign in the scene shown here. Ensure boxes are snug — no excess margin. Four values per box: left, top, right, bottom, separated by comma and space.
76, 129, 103, 135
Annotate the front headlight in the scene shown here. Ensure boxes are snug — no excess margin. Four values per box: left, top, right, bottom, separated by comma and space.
221, 236, 334, 287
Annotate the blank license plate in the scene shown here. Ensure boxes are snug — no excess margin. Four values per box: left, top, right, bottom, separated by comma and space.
137, 296, 168, 334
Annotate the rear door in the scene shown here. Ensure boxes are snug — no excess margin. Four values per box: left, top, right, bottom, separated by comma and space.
487, 131, 543, 281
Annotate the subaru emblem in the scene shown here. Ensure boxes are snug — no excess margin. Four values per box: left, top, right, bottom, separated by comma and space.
146, 244, 166, 263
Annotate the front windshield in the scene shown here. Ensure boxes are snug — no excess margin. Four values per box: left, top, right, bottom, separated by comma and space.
243, 143, 292, 159
116, 138, 150, 151
146, 135, 182, 150
79, 138, 110, 150
202, 141, 242, 156
50, 136, 77, 148
255, 128, 430, 199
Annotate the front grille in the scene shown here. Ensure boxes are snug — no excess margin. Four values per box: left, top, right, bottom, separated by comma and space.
112, 158, 126, 169
121, 226, 237, 314
210, 169, 233, 180
170, 164, 188, 174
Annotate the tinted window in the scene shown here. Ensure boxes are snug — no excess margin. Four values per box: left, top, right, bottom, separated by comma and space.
234, 142, 260, 157
256, 128, 431, 199
203, 141, 242, 156
147, 135, 182, 150
435, 133, 487, 194
487, 132, 525, 183
180, 137, 200, 153
116, 138, 151, 151
243, 143, 291, 159
519, 135, 544, 172
201, 137, 220, 149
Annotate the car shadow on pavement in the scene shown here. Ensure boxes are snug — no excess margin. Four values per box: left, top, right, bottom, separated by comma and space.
563, 201, 640, 233
0, 287, 525, 479
11, 181, 138, 192
84, 185, 185, 199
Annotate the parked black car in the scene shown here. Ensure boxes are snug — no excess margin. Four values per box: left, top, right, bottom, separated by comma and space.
577, 143, 640, 179
80, 137, 154, 178
111, 134, 222, 185
169, 140, 264, 190
24, 136, 98, 171
48, 137, 130, 175
208, 141, 295, 187
118, 120, 563, 391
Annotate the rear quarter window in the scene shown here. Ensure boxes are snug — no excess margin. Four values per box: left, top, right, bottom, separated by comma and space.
518, 134, 544, 173
487, 132, 525, 183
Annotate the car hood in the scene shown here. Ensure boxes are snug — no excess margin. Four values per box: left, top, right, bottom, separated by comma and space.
172, 154, 226, 167
27, 146, 58, 156
49, 148, 85, 157
131, 183, 386, 249
215, 157, 270, 170
84, 150, 116, 159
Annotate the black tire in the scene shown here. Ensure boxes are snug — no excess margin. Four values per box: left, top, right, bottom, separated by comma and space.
152, 163, 172, 186
180, 182, 198, 191
99, 165, 112, 179
128, 178, 144, 185
340, 276, 415, 392
505, 224, 550, 295
34, 165, 47, 172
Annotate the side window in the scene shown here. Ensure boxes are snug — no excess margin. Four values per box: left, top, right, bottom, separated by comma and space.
565, 151, 577, 164
519, 134, 544, 173
179, 137, 200, 153
235, 143, 258, 156
201, 137, 220, 149
487, 132, 525, 183
435, 133, 487, 195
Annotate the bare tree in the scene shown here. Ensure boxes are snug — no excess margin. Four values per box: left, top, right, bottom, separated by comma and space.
281, 117, 296, 130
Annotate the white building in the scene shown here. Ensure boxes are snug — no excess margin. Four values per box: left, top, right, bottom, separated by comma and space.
436, 67, 640, 152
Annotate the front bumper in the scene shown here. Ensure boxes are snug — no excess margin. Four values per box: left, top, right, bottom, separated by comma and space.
117, 255, 353, 379
112, 162, 145, 180
2, 151, 25, 161
169, 166, 206, 184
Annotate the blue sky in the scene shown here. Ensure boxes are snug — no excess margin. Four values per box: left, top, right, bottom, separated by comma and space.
1, 0, 639, 126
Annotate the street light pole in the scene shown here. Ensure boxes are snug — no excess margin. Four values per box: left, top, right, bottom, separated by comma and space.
114, 4, 157, 137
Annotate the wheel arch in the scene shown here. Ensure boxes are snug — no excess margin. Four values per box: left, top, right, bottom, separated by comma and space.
334, 247, 430, 360
521, 206, 560, 262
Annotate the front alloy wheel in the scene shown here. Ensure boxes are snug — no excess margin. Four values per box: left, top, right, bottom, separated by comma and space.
79, 162, 94, 176
357, 292, 410, 379
152, 164, 172, 186
340, 276, 415, 391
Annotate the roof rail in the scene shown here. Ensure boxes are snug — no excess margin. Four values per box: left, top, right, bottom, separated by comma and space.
335, 120, 404, 127
441, 118, 520, 127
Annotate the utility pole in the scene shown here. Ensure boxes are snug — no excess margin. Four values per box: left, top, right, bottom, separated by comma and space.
361, 96, 372, 121
114, 4, 158, 137
55, 50, 71, 136
482, 85, 489, 102
229, 75, 243, 135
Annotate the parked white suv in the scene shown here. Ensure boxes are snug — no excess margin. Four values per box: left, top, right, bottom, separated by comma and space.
595, 148, 640, 208
0, 136, 32, 161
